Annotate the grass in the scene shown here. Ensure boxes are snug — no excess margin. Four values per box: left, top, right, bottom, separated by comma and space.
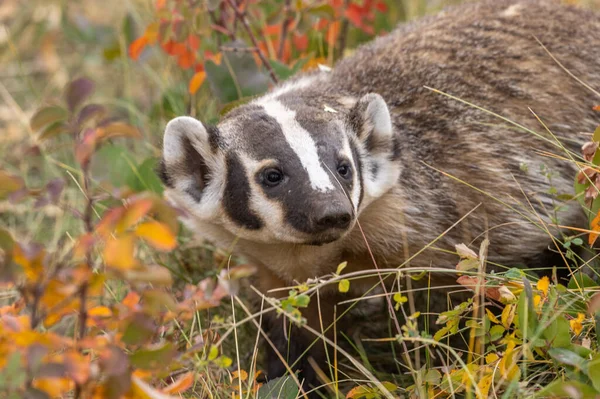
1, 0, 600, 398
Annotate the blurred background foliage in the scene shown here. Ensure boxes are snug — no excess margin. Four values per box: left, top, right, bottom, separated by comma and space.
2, 1, 600, 398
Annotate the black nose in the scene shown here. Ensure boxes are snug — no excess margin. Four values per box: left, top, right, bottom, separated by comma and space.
315, 211, 352, 230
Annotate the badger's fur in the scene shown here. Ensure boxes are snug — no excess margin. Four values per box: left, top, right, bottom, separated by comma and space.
161, 0, 600, 391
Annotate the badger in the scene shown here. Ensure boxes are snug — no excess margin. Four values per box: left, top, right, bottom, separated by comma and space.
160, 0, 600, 392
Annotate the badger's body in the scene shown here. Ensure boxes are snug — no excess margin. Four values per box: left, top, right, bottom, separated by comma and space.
161, 0, 600, 391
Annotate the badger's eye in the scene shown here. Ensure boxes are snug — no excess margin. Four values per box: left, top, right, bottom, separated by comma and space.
262, 168, 284, 187
337, 163, 352, 179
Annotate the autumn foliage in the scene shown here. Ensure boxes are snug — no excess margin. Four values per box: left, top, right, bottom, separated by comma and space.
2, 0, 600, 398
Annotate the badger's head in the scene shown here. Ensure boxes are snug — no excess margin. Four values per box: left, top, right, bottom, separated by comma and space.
160, 92, 401, 246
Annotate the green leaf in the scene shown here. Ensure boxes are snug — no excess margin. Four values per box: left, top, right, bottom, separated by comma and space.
125, 157, 164, 194
129, 343, 176, 370
593, 126, 600, 143
517, 279, 538, 339
534, 380, 599, 398
294, 294, 310, 308
257, 375, 299, 399
307, 4, 336, 18
214, 355, 233, 368
91, 144, 137, 189
30, 106, 68, 132
339, 279, 350, 293
543, 316, 571, 348
208, 345, 219, 361
39, 121, 70, 141
568, 272, 597, 290
548, 348, 587, 369
589, 354, 600, 392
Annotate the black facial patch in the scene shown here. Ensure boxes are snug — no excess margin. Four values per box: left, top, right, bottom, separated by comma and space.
224, 153, 263, 230
236, 107, 354, 234
182, 136, 210, 202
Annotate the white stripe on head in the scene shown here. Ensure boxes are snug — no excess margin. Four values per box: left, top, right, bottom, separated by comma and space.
341, 136, 361, 212
258, 99, 334, 192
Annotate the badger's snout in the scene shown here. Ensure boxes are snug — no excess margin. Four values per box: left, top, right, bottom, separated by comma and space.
313, 207, 352, 231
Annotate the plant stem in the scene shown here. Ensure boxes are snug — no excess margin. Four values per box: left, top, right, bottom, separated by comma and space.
277, 0, 292, 61
224, 0, 279, 84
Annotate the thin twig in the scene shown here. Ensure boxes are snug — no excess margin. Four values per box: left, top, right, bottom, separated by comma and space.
220, 46, 259, 52
336, 0, 351, 60
278, 0, 293, 60
224, 0, 279, 84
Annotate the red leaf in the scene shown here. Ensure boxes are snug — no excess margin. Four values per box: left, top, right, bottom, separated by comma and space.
162, 40, 177, 56
375, 1, 388, 12
345, 5, 364, 27
129, 36, 148, 60
293, 33, 308, 52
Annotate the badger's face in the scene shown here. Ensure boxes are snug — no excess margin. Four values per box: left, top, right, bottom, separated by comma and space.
160, 93, 401, 246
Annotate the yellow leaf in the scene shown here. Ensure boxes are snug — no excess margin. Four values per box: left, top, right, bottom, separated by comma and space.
189, 71, 206, 94
485, 308, 500, 324
104, 234, 137, 270
485, 353, 499, 364
537, 276, 549, 296
499, 336, 521, 381
338, 279, 350, 293
501, 304, 516, 329
162, 372, 194, 394
533, 295, 542, 312
336, 261, 348, 275
570, 313, 586, 335
231, 370, 248, 382
135, 221, 177, 251
477, 373, 493, 398
13, 244, 45, 282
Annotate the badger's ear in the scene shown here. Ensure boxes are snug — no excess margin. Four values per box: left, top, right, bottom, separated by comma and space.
160, 116, 220, 202
347, 93, 393, 152
348, 93, 400, 202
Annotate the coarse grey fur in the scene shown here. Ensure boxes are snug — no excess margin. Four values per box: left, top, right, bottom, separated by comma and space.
160, 0, 600, 392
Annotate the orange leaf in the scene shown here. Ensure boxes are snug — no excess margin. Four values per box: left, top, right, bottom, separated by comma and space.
103, 234, 137, 270
187, 35, 200, 50
129, 36, 148, 60
65, 350, 91, 385
33, 377, 73, 398
589, 211, 600, 246
594, 105, 600, 111
189, 71, 206, 94
264, 24, 281, 36
162, 372, 194, 394
122, 291, 141, 311
116, 198, 154, 233
156, 0, 166, 9
177, 49, 196, 69
135, 221, 177, 251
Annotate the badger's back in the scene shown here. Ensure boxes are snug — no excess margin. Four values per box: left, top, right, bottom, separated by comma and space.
321, 0, 600, 272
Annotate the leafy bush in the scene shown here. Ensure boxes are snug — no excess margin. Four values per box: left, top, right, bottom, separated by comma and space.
1, 1, 599, 398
